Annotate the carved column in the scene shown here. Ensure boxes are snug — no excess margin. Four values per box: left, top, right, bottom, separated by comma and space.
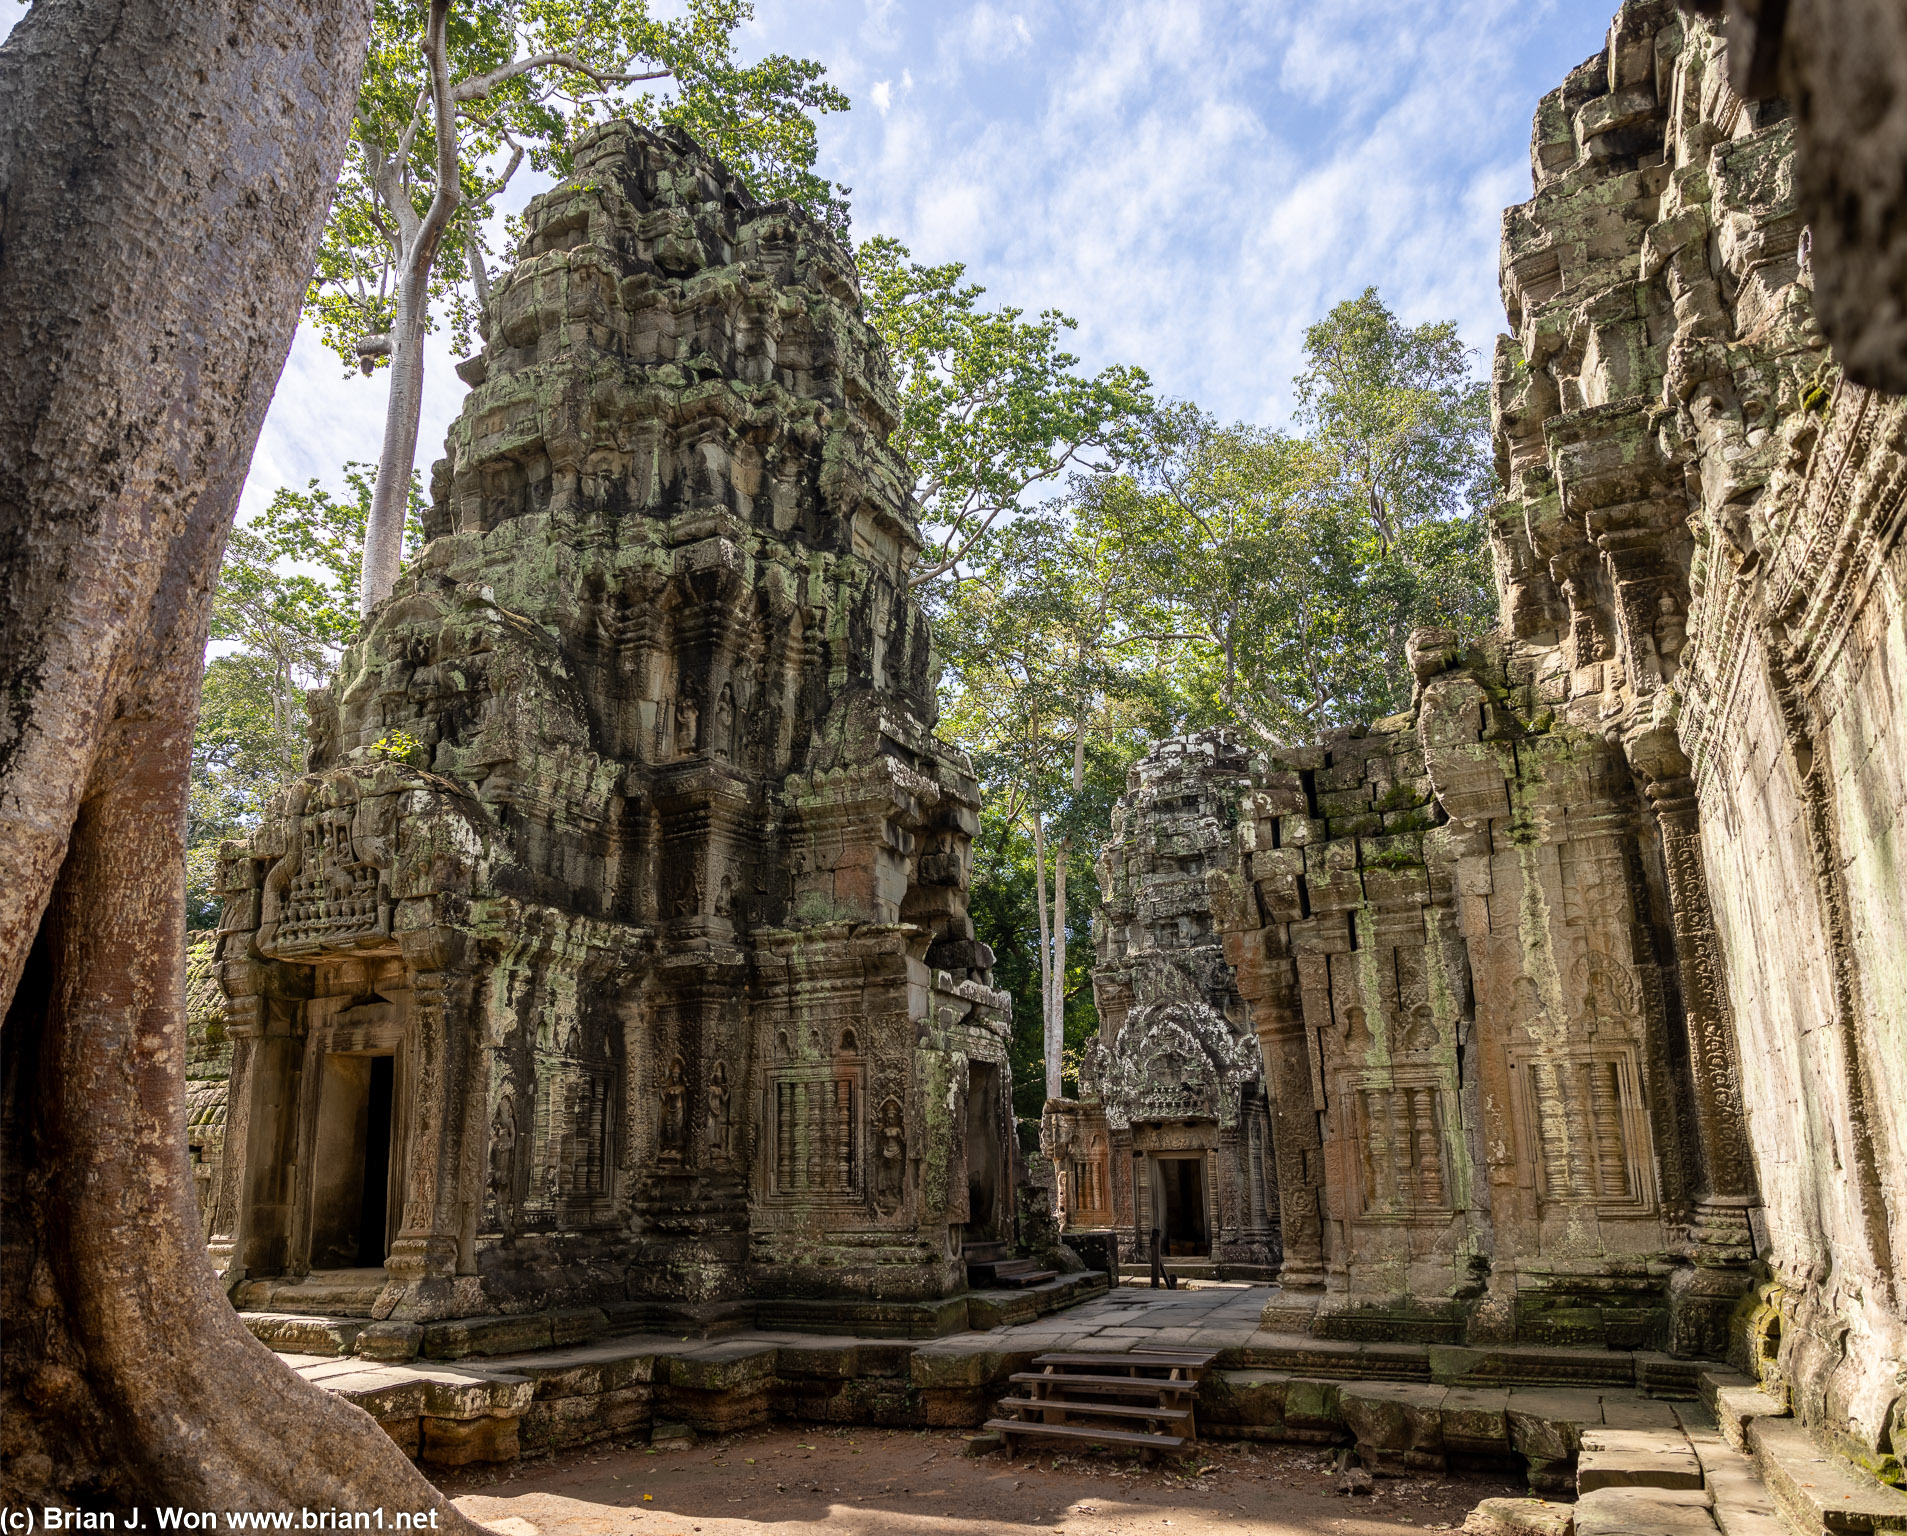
382, 932, 478, 1320
1237, 934, 1326, 1296
1645, 773, 1761, 1355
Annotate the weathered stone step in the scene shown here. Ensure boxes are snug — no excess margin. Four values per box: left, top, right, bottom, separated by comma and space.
1572, 1485, 1718, 1535
1460, 1497, 1575, 1536
1696, 1366, 1789, 1455
1747, 1416, 1907, 1534
1676, 1402, 1784, 1536
1576, 1426, 1705, 1492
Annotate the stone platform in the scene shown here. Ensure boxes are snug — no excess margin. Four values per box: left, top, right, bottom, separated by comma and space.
239, 1270, 1111, 1360
245, 1280, 1890, 1530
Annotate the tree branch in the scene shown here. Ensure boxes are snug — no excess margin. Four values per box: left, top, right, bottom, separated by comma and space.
410, 0, 461, 285
453, 52, 671, 105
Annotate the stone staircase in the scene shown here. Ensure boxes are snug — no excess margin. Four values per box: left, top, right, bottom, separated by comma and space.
964, 1240, 1057, 1290
1462, 1365, 1907, 1536
985, 1349, 1217, 1461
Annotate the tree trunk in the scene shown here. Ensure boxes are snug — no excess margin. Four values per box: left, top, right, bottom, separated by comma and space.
360, 271, 430, 614
1046, 719, 1087, 1101
360, 0, 456, 618
1050, 835, 1069, 1097
1031, 811, 1061, 1103
0, 1, 477, 1518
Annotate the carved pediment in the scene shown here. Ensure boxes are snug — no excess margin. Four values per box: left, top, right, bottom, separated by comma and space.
1082, 990, 1262, 1132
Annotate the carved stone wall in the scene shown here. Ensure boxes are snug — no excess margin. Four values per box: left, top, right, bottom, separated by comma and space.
212, 124, 1013, 1323
1492, 0, 1906, 1469
185, 933, 231, 1241
1046, 732, 1280, 1278
1207, 690, 1710, 1347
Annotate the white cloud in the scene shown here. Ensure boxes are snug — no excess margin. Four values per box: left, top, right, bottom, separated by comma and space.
0, 0, 1617, 521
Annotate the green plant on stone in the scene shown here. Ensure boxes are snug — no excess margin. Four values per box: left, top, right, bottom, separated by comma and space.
367, 729, 430, 767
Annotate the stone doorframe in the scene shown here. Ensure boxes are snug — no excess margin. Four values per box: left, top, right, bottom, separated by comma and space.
282, 986, 413, 1278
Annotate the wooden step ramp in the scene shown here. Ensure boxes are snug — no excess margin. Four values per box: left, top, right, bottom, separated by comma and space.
986, 1348, 1218, 1462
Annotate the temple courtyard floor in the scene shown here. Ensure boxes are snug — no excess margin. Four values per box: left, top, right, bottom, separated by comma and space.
438, 1420, 1520, 1534
261, 1278, 1907, 1533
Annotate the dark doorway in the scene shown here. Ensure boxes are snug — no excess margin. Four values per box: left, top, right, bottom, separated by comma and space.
1158, 1157, 1209, 1256
308, 1051, 396, 1270
356, 1054, 394, 1264
965, 1061, 1003, 1238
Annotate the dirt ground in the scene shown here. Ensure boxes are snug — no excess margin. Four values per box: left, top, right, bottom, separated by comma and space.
441, 1424, 1527, 1535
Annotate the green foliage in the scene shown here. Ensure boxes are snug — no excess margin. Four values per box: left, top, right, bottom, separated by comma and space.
1295, 286, 1492, 551
308, 0, 849, 370
368, 728, 429, 767
855, 237, 1152, 594
186, 466, 424, 926
1063, 292, 1494, 745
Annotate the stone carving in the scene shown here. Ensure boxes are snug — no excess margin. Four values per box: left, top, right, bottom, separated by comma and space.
705, 1060, 731, 1163
1080, 987, 1261, 1132
1047, 731, 1280, 1278
1163, 8, 1902, 1463
874, 1097, 905, 1210
488, 1092, 518, 1238
659, 1055, 689, 1162
1494, 0, 1905, 1449
183, 934, 231, 1244
210, 123, 1013, 1323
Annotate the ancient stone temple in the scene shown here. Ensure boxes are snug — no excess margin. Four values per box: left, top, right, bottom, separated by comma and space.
1485, 0, 1905, 1469
207, 123, 1015, 1326
1046, 0, 1906, 1479
1044, 733, 1279, 1279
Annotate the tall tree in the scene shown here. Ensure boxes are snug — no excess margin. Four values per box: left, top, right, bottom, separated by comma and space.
856, 237, 1151, 594
936, 508, 1170, 1101
0, 1, 475, 1516
1091, 295, 1494, 745
315, 0, 848, 616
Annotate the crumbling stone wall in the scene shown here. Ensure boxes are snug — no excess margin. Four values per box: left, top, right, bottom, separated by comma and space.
1492, 0, 1906, 1471
185, 932, 231, 1240
212, 124, 1013, 1324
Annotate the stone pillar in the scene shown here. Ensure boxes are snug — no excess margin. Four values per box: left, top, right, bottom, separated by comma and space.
382, 936, 478, 1321
1238, 943, 1326, 1297
1645, 773, 1762, 1355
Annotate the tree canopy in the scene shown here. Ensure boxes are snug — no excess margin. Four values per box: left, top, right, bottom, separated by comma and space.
188, 466, 422, 927
310, 0, 849, 373
856, 236, 1152, 595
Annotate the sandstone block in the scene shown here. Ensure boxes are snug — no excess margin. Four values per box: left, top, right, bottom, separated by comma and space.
1576, 1428, 1704, 1492
241, 1312, 364, 1357
356, 1322, 424, 1362
1341, 1382, 1448, 1473
1463, 1497, 1576, 1536
1572, 1487, 1717, 1536
420, 1414, 519, 1466
423, 1313, 553, 1360
1283, 1377, 1344, 1431
1747, 1417, 1907, 1534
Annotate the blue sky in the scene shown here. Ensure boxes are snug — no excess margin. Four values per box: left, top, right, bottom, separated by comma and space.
3, 0, 1621, 521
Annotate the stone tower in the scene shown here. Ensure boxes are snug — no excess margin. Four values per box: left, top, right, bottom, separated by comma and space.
209, 124, 1014, 1324
1046, 731, 1280, 1278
